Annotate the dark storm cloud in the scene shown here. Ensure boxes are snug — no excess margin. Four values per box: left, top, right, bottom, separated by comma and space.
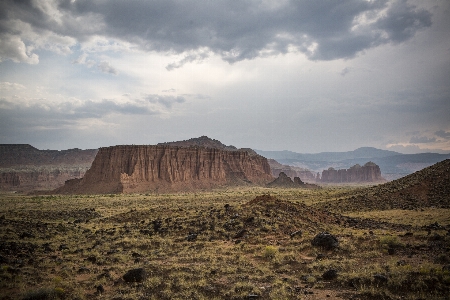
0, 0, 433, 64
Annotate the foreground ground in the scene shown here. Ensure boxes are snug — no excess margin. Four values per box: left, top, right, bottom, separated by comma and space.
0, 187, 449, 299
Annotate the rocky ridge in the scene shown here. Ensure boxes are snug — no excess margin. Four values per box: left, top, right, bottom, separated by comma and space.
55, 144, 273, 194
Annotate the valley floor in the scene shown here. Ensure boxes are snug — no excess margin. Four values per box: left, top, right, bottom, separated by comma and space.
0, 187, 449, 299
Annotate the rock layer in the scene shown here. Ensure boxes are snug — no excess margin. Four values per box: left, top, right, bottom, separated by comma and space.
55, 145, 273, 194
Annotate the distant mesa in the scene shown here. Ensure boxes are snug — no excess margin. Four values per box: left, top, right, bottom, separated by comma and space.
54, 137, 274, 194
319, 162, 385, 183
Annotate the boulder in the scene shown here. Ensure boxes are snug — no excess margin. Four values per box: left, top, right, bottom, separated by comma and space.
322, 269, 338, 280
123, 268, 147, 283
311, 232, 339, 250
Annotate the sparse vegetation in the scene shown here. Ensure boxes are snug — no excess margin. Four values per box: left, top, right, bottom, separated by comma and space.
0, 187, 449, 299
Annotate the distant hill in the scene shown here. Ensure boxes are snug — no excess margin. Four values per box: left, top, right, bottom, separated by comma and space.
0, 144, 98, 167
0, 144, 98, 192
256, 147, 450, 181
256, 147, 400, 162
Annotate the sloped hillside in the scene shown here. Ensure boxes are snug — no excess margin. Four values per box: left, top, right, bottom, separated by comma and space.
318, 159, 450, 212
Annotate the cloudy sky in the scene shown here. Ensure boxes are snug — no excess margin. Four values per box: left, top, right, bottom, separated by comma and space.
0, 0, 449, 153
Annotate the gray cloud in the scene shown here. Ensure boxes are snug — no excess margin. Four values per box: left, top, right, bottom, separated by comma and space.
97, 61, 118, 75
72, 53, 95, 67
0, 94, 187, 128
0, 82, 26, 90
340, 67, 351, 76
435, 130, 450, 139
0, 0, 433, 65
166, 51, 210, 71
409, 136, 437, 144
144, 94, 185, 108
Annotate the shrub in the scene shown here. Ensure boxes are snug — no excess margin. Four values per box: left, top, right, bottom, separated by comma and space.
263, 246, 278, 259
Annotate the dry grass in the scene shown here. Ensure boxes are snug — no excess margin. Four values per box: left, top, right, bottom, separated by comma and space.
344, 208, 450, 227
0, 187, 449, 300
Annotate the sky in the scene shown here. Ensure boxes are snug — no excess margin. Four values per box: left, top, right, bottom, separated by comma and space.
0, 0, 449, 154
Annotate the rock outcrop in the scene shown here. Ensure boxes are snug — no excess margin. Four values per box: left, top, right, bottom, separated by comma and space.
266, 172, 319, 189
320, 162, 384, 183
55, 145, 273, 194
268, 159, 316, 183
0, 144, 97, 192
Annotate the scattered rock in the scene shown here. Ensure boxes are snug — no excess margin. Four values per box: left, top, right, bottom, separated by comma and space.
123, 268, 147, 283
186, 233, 198, 242
58, 244, 69, 251
397, 260, 407, 266
322, 269, 338, 280
96, 284, 104, 294
290, 230, 302, 238
373, 274, 388, 284
86, 256, 97, 263
0, 255, 9, 264
234, 229, 247, 239
78, 267, 91, 274
19, 232, 35, 239
311, 232, 339, 250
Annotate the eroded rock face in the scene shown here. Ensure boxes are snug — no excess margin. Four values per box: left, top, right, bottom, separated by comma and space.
55, 145, 274, 194
0, 169, 88, 192
320, 162, 384, 183
0, 144, 98, 192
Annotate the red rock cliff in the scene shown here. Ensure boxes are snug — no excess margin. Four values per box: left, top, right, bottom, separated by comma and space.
55, 145, 273, 194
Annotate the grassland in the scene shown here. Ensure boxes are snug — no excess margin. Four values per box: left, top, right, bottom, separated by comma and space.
0, 187, 449, 299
